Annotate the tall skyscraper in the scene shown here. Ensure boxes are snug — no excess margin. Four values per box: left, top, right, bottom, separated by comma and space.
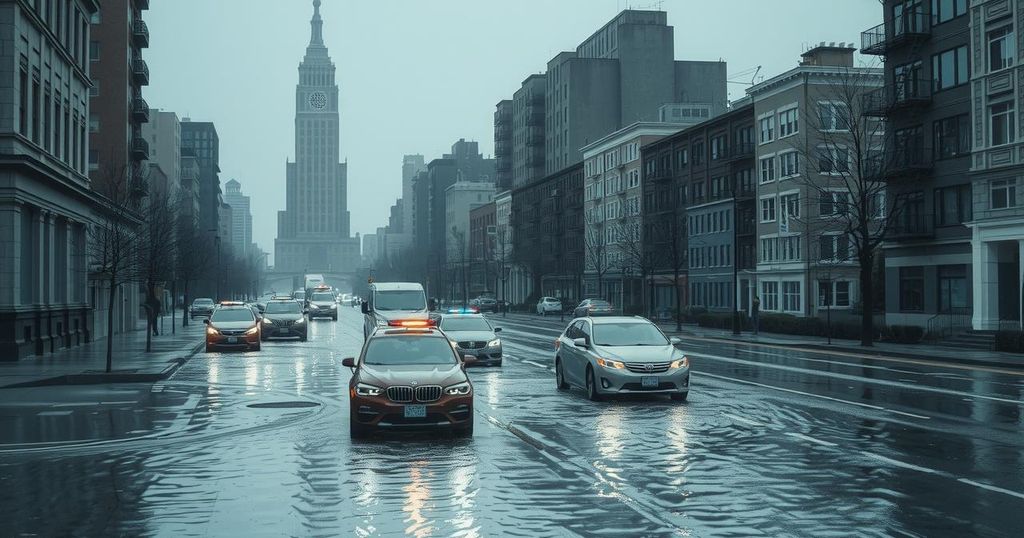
275, 0, 358, 272
180, 120, 220, 238
224, 179, 253, 259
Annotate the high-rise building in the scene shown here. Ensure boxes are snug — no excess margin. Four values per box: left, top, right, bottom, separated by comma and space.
88, 0, 150, 193
513, 75, 546, 188
362, 233, 378, 266
275, 0, 358, 273
494, 101, 513, 189
0, 0, 102, 359
401, 154, 425, 233
180, 120, 220, 238
179, 150, 201, 229
224, 179, 253, 259
445, 181, 496, 263
141, 109, 181, 198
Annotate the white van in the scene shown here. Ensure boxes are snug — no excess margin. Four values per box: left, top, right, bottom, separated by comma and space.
361, 282, 428, 338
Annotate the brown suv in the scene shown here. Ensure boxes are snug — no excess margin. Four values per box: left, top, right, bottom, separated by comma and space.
343, 327, 475, 438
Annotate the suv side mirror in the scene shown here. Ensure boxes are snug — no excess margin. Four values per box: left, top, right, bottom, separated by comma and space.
572, 337, 587, 348
360, 301, 369, 314
493, 327, 502, 333
341, 357, 356, 368
203, 319, 210, 325
669, 336, 681, 345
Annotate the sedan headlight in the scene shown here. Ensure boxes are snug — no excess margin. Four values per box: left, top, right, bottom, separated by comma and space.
487, 338, 501, 348
375, 318, 389, 327
596, 358, 625, 370
445, 382, 471, 395
262, 318, 274, 325
245, 326, 259, 335
670, 357, 690, 369
355, 383, 382, 396
206, 326, 219, 336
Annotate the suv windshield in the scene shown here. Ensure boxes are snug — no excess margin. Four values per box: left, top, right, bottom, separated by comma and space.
210, 309, 256, 323
374, 290, 426, 311
311, 292, 334, 301
592, 322, 668, 346
362, 336, 456, 365
264, 302, 301, 315
194, 298, 213, 305
440, 317, 492, 332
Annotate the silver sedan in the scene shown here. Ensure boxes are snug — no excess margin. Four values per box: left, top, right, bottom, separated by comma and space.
554, 316, 690, 401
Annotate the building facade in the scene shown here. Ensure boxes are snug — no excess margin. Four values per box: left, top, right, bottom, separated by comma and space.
581, 122, 682, 311
274, 0, 358, 274
469, 202, 497, 296
223, 179, 252, 259
494, 101, 512, 190
512, 74, 546, 188
180, 120, 220, 240
141, 108, 179, 197
862, 1, 974, 330
0, 0, 105, 359
445, 181, 495, 264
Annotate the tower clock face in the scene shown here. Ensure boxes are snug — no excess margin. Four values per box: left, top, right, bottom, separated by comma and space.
308, 91, 328, 110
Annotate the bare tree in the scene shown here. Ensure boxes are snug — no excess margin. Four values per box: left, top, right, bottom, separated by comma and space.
174, 215, 215, 327
449, 226, 469, 306
788, 67, 895, 346
584, 227, 611, 300
664, 205, 688, 332
140, 186, 178, 351
616, 219, 655, 315
89, 165, 145, 373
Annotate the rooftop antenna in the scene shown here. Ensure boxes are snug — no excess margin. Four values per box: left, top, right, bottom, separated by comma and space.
750, 66, 762, 86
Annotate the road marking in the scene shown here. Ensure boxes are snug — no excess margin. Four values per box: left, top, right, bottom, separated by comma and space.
863, 452, 939, 474
786, 432, 838, 447
691, 351, 1022, 407
37, 411, 73, 417
524, 360, 550, 370
958, 478, 1024, 500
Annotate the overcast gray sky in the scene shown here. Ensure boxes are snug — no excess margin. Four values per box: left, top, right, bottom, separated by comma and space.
144, 0, 881, 265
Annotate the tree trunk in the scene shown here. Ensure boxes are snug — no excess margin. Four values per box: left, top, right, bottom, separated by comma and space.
859, 250, 875, 347
105, 278, 117, 373
674, 267, 682, 332
170, 279, 176, 335
182, 279, 190, 327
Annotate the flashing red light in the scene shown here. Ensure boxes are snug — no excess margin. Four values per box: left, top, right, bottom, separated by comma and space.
387, 319, 436, 328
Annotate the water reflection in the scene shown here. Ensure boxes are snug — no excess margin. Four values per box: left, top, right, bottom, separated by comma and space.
403, 463, 432, 537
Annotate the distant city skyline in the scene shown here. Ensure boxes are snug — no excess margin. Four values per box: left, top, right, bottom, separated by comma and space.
142, 0, 880, 265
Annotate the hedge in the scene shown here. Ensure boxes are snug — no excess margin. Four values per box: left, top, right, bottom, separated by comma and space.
697, 312, 882, 341
883, 325, 924, 344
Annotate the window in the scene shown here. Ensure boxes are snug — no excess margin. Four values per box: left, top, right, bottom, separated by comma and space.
759, 115, 775, 143
783, 282, 801, 312
759, 156, 776, 183
818, 281, 852, 307
931, 0, 966, 24
818, 146, 850, 174
988, 25, 1014, 72
819, 234, 850, 262
711, 135, 727, 160
692, 141, 704, 165
779, 152, 799, 178
818, 102, 850, 131
760, 196, 776, 222
18, 65, 27, 136
778, 108, 798, 137
819, 190, 850, 217
894, 60, 925, 100
761, 281, 779, 311
932, 46, 968, 90
628, 169, 640, 189
938, 265, 968, 312
676, 148, 688, 168
899, 266, 925, 311
989, 100, 1015, 146
934, 184, 972, 225
933, 114, 970, 159
780, 192, 800, 220
991, 179, 1017, 210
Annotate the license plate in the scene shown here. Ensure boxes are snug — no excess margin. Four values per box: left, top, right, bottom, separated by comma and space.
227, 337, 237, 344
403, 405, 426, 418
641, 376, 659, 388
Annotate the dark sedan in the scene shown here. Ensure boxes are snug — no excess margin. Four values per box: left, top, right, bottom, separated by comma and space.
260, 300, 308, 341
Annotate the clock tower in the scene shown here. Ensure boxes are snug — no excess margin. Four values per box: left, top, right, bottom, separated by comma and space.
275, 0, 358, 274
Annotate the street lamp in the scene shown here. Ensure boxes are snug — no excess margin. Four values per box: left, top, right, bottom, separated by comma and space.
208, 228, 221, 301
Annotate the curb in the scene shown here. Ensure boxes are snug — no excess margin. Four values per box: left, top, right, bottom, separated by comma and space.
1, 338, 206, 389
681, 334, 1024, 373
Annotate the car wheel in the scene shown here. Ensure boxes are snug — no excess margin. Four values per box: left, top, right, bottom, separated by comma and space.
670, 392, 688, 402
555, 359, 569, 390
586, 366, 602, 401
253, 342, 261, 352
300, 334, 308, 342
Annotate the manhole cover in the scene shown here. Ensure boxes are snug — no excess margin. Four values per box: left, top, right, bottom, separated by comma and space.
246, 401, 321, 409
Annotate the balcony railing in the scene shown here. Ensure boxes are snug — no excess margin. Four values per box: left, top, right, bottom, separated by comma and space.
728, 142, 755, 160
132, 56, 149, 86
132, 19, 150, 48
494, 116, 510, 127
131, 97, 150, 123
648, 168, 673, 182
862, 77, 931, 117
131, 136, 149, 160
889, 212, 934, 239
861, 11, 930, 55
886, 143, 931, 180
526, 112, 545, 127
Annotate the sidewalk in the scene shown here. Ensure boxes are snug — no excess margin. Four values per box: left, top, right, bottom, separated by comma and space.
0, 319, 206, 388
660, 322, 1024, 371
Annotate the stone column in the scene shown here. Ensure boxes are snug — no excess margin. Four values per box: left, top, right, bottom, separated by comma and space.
0, 203, 20, 306
1019, 239, 1024, 330
971, 228, 999, 331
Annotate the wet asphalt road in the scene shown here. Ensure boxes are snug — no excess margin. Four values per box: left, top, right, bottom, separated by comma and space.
1, 308, 1022, 537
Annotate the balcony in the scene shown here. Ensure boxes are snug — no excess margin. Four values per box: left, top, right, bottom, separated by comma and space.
735, 184, 756, 200
861, 11, 930, 55
131, 97, 150, 123
862, 77, 931, 117
132, 56, 149, 86
132, 19, 149, 48
496, 160, 511, 172
736, 220, 757, 236
728, 142, 755, 160
648, 168, 673, 182
131, 136, 149, 161
884, 143, 932, 180
889, 213, 934, 239
137, 0, 150, 9
494, 115, 510, 128
526, 112, 545, 127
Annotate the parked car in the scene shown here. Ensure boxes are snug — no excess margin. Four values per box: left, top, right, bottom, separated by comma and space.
573, 298, 615, 318
189, 298, 215, 319
554, 316, 689, 401
536, 297, 562, 316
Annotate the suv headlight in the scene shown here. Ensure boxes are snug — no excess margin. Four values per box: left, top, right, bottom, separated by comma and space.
670, 357, 690, 369
355, 383, 382, 396
295, 316, 306, 324
206, 326, 219, 336
245, 326, 259, 335
445, 382, 471, 395
487, 338, 500, 348
262, 318, 273, 325
596, 358, 625, 370
375, 318, 389, 327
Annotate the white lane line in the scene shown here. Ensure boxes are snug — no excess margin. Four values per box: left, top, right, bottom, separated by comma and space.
697, 371, 889, 411
958, 478, 1024, 500
863, 452, 939, 474
722, 413, 764, 427
786, 432, 838, 447
691, 351, 1023, 407
37, 411, 73, 417
524, 360, 551, 370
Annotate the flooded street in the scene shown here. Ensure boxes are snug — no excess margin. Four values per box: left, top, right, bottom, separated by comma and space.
1, 309, 1022, 537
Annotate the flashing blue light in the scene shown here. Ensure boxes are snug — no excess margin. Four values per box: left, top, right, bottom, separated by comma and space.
447, 308, 479, 314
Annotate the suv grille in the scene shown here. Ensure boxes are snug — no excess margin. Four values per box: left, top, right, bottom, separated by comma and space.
387, 386, 413, 402
625, 362, 671, 374
458, 341, 486, 349
414, 385, 442, 402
